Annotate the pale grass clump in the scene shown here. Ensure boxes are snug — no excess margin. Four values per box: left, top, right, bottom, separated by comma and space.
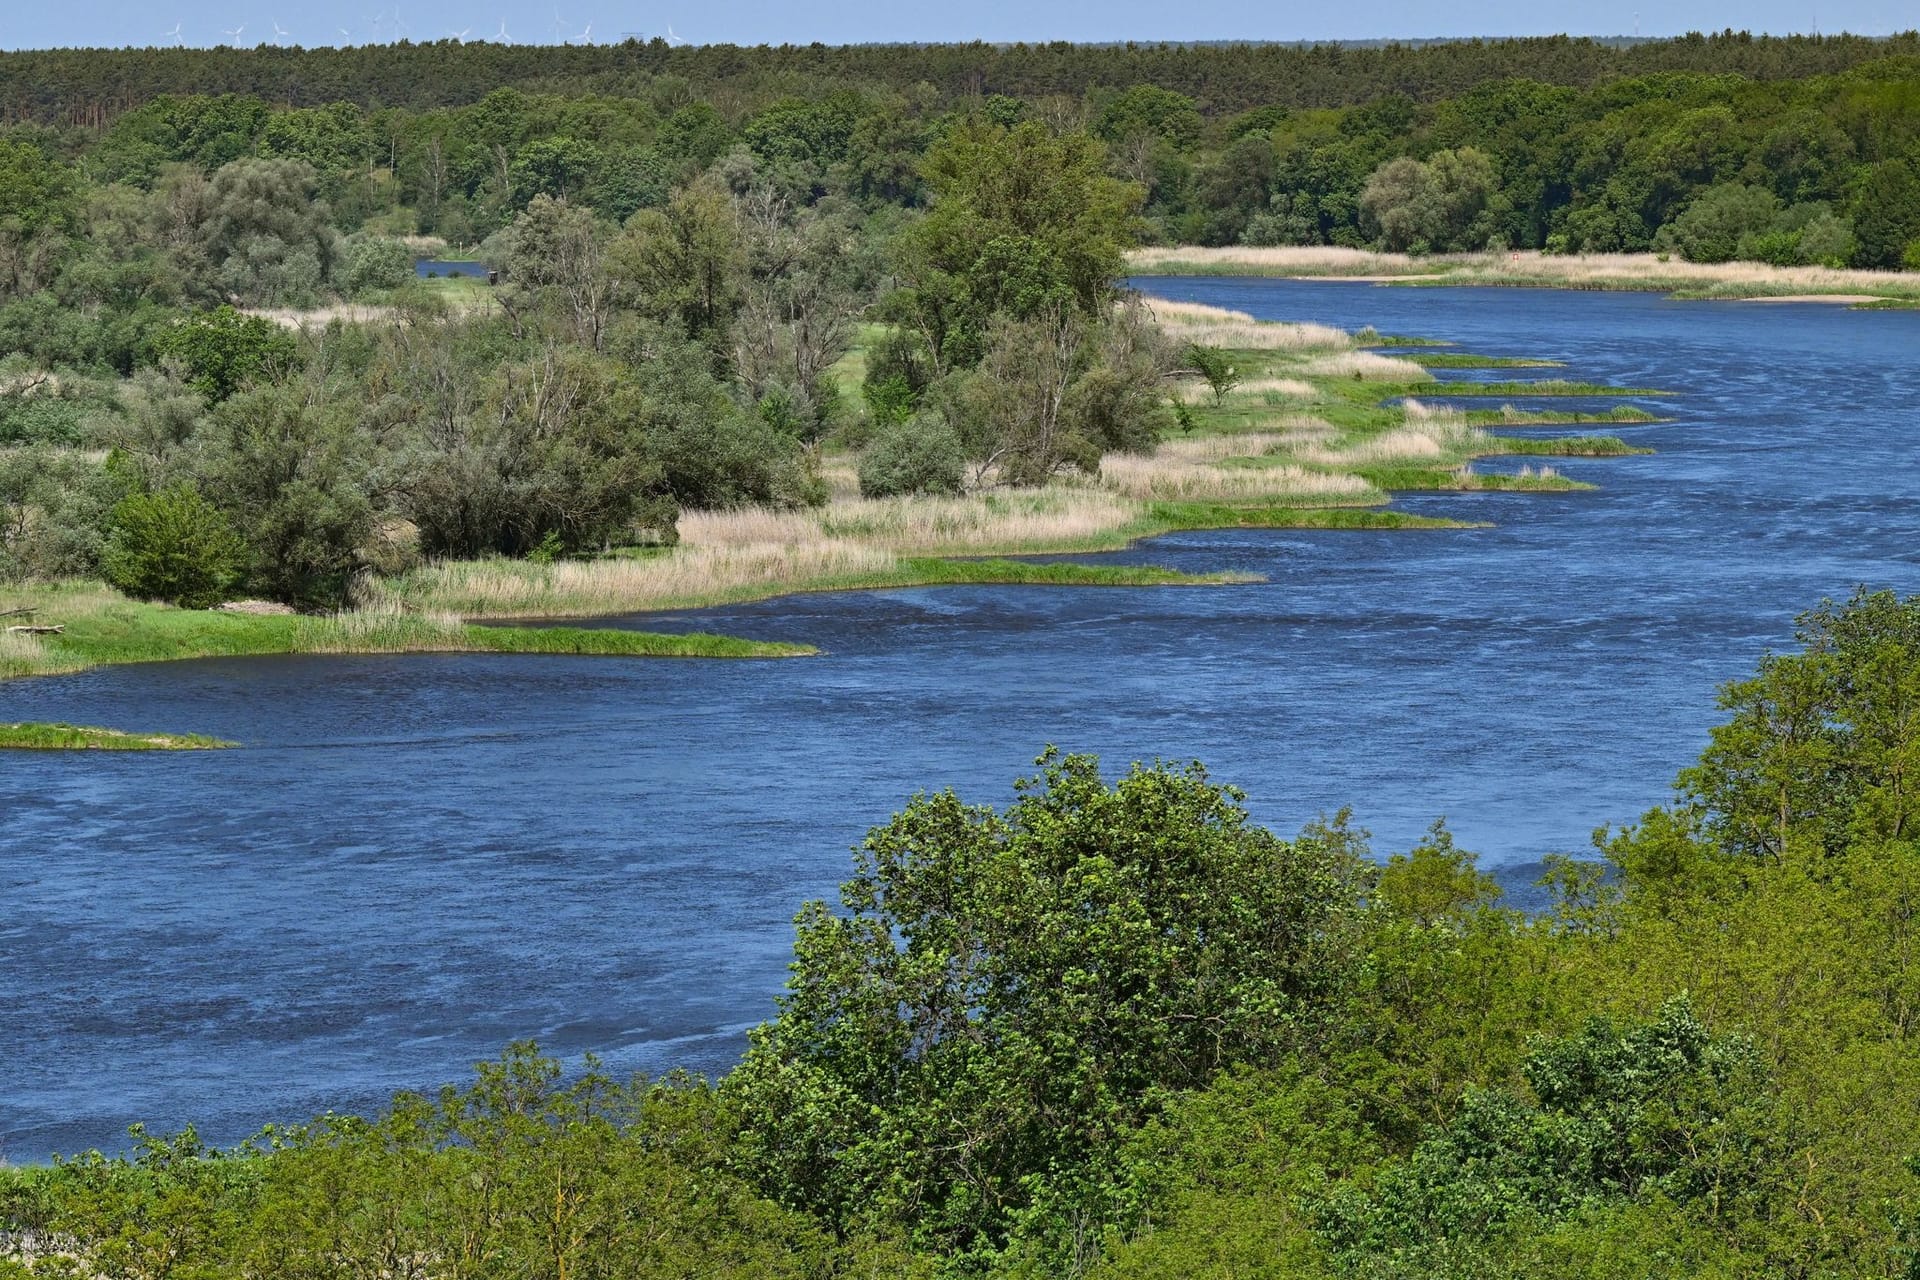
1154, 428, 1331, 463
1300, 351, 1436, 382
1296, 407, 1491, 467
1239, 376, 1319, 399
687, 490, 1138, 557
386, 540, 901, 617
1131, 245, 1920, 299
1098, 453, 1377, 504
379, 490, 1151, 617
1449, 463, 1564, 489
1143, 298, 1353, 351
1128, 245, 1429, 276
294, 603, 468, 652
0, 629, 50, 678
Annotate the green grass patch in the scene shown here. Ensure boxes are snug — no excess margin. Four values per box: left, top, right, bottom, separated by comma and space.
1392, 353, 1566, 369
0, 583, 816, 684
1483, 435, 1653, 457
0, 721, 233, 750
1426, 380, 1668, 397
1464, 405, 1667, 427
1355, 464, 1597, 492
459, 624, 815, 659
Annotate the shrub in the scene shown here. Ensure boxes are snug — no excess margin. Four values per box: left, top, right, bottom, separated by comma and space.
0, 448, 130, 581
102, 485, 245, 608
1657, 184, 1780, 263
857, 416, 967, 498
1183, 342, 1240, 406
341, 236, 413, 296
151, 307, 298, 403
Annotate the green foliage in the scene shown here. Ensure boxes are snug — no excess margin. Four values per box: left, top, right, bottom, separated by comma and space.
727, 749, 1376, 1258
151, 307, 297, 403
936, 302, 1171, 485
101, 485, 245, 608
0, 447, 130, 581
339, 235, 412, 296
1318, 999, 1797, 1276
1183, 342, 1240, 406
1359, 147, 1507, 254
202, 157, 338, 306
198, 384, 372, 606
857, 416, 966, 497
1657, 183, 1783, 264
1682, 589, 1920, 861
899, 121, 1140, 368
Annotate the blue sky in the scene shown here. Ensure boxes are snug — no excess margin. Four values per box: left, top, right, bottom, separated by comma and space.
0, 1, 1911, 51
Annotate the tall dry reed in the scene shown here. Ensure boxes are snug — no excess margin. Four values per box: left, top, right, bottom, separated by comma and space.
1143, 298, 1353, 350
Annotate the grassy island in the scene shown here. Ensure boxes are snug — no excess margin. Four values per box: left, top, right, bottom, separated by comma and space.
0, 721, 234, 750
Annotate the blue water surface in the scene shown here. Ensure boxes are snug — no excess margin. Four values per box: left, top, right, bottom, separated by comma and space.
4, 280, 1919, 1158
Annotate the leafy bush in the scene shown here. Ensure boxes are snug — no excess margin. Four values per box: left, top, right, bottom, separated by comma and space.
0, 448, 129, 581
1656, 183, 1781, 263
1317, 999, 1794, 1275
151, 306, 298, 403
857, 415, 966, 497
728, 751, 1375, 1257
1183, 342, 1240, 406
340, 236, 413, 296
101, 485, 245, 608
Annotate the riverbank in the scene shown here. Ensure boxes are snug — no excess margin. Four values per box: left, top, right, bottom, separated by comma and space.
0, 584, 820, 685
1127, 246, 1920, 304
3, 300, 1663, 707
371, 302, 1659, 619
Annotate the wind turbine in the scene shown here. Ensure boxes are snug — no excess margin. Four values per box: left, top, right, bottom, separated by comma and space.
494, 17, 510, 41
163, 21, 183, 44
578, 21, 592, 42
272, 19, 290, 44
552, 5, 568, 42
338, 25, 353, 42
221, 22, 247, 42
448, 25, 471, 41
664, 23, 686, 45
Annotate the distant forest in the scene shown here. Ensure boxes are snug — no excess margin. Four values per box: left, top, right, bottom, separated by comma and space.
3, 32, 1919, 125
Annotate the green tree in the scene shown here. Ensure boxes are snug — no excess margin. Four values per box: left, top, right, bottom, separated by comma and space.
1359, 148, 1506, 254
152, 306, 298, 404
1318, 999, 1799, 1276
197, 384, 373, 606
728, 750, 1375, 1259
1683, 589, 1920, 861
897, 121, 1141, 370
0, 138, 77, 301
102, 485, 245, 609
202, 158, 338, 306
1657, 182, 1782, 263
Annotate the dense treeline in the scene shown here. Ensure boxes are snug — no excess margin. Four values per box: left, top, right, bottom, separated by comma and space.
4, 33, 1920, 126
7, 589, 1920, 1277
4, 34, 1920, 605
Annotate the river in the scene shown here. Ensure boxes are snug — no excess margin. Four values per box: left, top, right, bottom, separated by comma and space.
4, 279, 1919, 1158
